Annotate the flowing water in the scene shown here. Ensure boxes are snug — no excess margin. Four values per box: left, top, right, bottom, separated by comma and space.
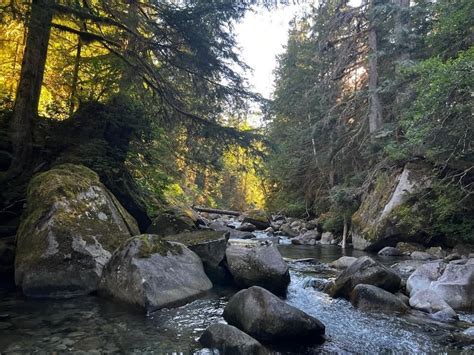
0, 241, 473, 353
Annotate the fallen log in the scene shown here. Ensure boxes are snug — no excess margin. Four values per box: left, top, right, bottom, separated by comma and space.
193, 206, 240, 216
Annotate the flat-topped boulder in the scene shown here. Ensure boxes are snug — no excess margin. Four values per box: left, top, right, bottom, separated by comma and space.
99, 234, 212, 312
291, 230, 320, 245
15, 164, 139, 298
199, 323, 265, 355
326, 256, 401, 299
223, 286, 325, 344
162, 230, 229, 283
225, 239, 290, 296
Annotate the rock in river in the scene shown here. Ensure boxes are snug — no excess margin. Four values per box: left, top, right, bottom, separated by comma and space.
199, 323, 265, 355
15, 164, 139, 298
223, 286, 325, 344
326, 256, 401, 299
225, 239, 290, 296
162, 230, 230, 283
351, 284, 408, 313
99, 234, 212, 312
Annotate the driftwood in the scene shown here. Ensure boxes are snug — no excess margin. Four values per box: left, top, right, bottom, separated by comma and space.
193, 206, 240, 216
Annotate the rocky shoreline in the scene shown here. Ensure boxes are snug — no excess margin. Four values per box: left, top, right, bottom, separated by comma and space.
0, 163, 473, 353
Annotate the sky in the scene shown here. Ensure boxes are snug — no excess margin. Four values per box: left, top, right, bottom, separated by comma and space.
234, 5, 306, 100
234, 1, 362, 100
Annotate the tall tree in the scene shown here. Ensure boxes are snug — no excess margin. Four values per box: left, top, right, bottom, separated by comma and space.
8, 0, 54, 177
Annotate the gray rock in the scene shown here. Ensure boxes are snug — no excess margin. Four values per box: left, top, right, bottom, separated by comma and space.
199, 323, 265, 355
209, 221, 255, 239
99, 234, 212, 312
223, 286, 325, 344
15, 164, 139, 298
291, 230, 320, 246
396, 242, 426, 255
238, 223, 257, 232
279, 223, 299, 238
462, 327, 474, 338
378, 247, 403, 257
320, 232, 336, 245
241, 210, 270, 230
406, 261, 446, 296
391, 260, 425, 278
326, 256, 401, 299
146, 206, 199, 236
225, 240, 290, 296
395, 292, 410, 305
409, 289, 457, 317
426, 247, 446, 259
430, 263, 474, 310
444, 253, 462, 262
410, 251, 435, 260
350, 284, 409, 313
329, 256, 357, 269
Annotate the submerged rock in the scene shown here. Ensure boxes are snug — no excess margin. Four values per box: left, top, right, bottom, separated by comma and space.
162, 230, 230, 283
15, 164, 139, 298
326, 256, 401, 299
199, 323, 265, 355
99, 234, 212, 312
351, 284, 408, 313
225, 240, 290, 296
223, 286, 325, 344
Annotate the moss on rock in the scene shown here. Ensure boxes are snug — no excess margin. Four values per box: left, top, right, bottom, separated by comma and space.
162, 230, 227, 247
136, 234, 183, 258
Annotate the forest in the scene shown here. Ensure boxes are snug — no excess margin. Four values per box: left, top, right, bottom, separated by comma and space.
0, 0, 473, 353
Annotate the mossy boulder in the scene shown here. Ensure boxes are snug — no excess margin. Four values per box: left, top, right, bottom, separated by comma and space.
163, 230, 230, 283
99, 234, 213, 312
15, 164, 139, 298
146, 206, 200, 236
242, 210, 270, 230
351, 162, 432, 251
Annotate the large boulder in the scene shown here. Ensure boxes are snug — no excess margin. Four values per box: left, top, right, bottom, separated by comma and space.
209, 221, 255, 239
350, 284, 409, 313
406, 261, 447, 296
326, 256, 401, 299
223, 286, 325, 344
430, 263, 474, 311
378, 246, 403, 257
351, 162, 432, 251
320, 232, 336, 245
409, 289, 457, 316
291, 230, 320, 246
241, 210, 270, 230
199, 323, 265, 355
15, 164, 139, 298
225, 240, 290, 296
279, 223, 299, 238
99, 234, 212, 312
146, 206, 200, 236
162, 230, 230, 283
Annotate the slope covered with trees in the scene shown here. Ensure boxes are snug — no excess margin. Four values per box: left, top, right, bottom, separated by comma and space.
266, 0, 473, 245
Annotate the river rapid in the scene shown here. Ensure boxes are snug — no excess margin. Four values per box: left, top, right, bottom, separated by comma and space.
0, 239, 473, 353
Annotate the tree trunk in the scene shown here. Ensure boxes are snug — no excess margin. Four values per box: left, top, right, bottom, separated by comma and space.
119, 0, 139, 94
69, 33, 83, 117
8, 0, 54, 177
342, 216, 348, 249
368, 0, 383, 134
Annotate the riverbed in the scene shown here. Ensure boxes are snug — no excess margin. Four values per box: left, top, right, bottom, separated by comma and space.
0, 242, 472, 353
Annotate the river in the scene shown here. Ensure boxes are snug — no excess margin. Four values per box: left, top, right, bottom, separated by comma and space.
0, 241, 472, 353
